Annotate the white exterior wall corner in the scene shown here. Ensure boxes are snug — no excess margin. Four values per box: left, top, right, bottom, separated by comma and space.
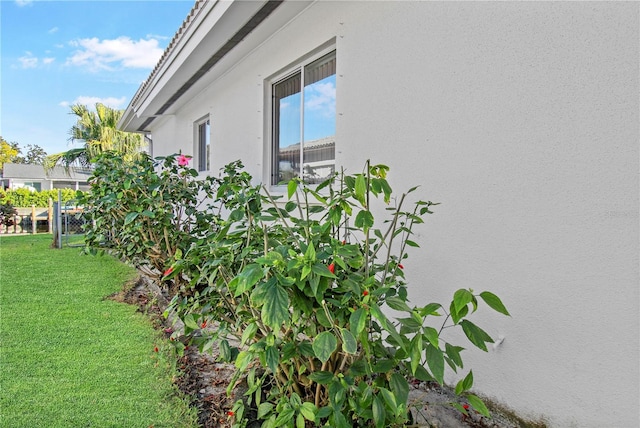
134, 2, 640, 427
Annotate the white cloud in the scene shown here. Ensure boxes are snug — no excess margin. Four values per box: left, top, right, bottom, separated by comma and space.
305, 81, 336, 117
17, 52, 38, 68
15, 52, 55, 69
15, 0, 33, 7
66, 36, 164, 71
48, 27, 59, 34
59, 96, 128, 110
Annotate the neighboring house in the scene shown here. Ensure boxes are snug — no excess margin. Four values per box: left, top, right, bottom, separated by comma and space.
2, 163, 91, 191
119, 2, 639, 427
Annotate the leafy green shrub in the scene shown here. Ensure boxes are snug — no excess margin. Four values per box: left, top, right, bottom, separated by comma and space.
77, 152, 227, 292
165, 162, 509, 427
0, 195, 18, 227
82, 154, 509, 427
1, 188, 80, 207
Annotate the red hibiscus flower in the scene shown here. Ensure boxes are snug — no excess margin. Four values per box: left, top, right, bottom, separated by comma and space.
177, 154, 191, 166
328, 263, 335, 274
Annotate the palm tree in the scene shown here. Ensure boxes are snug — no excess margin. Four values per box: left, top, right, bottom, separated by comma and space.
46, 103, 145, 170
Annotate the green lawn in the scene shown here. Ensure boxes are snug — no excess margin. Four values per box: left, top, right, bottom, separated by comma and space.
0, 234, 198, 428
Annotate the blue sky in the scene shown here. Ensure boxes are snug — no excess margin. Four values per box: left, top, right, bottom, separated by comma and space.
1, 0, 195, 156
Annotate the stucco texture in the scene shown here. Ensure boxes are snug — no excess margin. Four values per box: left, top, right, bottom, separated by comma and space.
143, 2, 639, 426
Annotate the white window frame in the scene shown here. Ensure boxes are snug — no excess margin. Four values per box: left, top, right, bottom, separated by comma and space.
194, 115, 210, 173
266, 44, 337, 188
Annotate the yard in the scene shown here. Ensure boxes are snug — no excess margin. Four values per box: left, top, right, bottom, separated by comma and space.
0, 234, 198, 428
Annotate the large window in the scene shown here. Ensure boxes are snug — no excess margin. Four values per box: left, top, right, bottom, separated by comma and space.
195, 117, 210, 172
271, 50, 336, 185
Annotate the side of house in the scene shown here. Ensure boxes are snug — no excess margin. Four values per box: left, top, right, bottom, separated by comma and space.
120, 2, 640, 427
2, 163, 91, 191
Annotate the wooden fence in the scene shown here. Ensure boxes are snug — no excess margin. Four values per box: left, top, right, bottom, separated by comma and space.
1, 203, 54, 235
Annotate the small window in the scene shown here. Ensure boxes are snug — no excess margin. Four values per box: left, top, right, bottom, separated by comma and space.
271, 50, 336, 185
23, 182, 42, 191
195, 117, 210, 172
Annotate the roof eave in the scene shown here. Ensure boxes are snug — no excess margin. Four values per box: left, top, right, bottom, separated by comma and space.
119, 0, 285, 133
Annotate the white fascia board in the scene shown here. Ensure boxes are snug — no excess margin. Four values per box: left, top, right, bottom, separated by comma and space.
120, 0, 271, 132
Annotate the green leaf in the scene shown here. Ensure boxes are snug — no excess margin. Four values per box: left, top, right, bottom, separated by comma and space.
312, 331, 338, 364
274, 405, 295, 426
299, 402, 316, 421
304, 241, 316, 261
405, 239, 420, 247
258, 402, 274, 419
241, 322, 258, 347
455, 370, 474, 395
316, 308, 333, 328
453, 289, 474, 315
354, 210, 374, 231
287, 179, 298, 199
410, 334, 422, 375
333, 409, 350, 428
445, 343, 465, 369
397, 317, 421, 333
370, 304, 405, 352
355, 174, 366, 206
311, 262, 336, 278
340, 328, 358, 354
219, 339, 232, 362
261, 279, 290, 329
386, 296, 411, 312
451, 402, 468, 415
265, 346, 279, 374
183, 313, 199, 331
460, 319, 494, 352
380, 178, 392, 203
479, 291, 510, 316
301, 265, 312, 280
423, 326, 439, 348
390, 373, 409, 407
425, 344, 445, 384
419, 302, 442, 317
379, 387, 397, 411
372, 395, 386, 428
308, 371, 335, 385
467, 394, 491, 418
449, 300, 469, 325
372, 359, 395, 373
413, 365, 435, 382
235, 350, 253, 371
317, 406, 332, 419
233, 264, 264, 297
349, 308, 367, 337
124, 212, 138, 225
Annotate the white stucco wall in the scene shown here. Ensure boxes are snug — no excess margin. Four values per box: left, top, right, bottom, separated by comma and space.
149, 2, 639, 427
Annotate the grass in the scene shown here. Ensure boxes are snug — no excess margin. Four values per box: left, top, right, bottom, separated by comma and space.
0, 234, 198, 428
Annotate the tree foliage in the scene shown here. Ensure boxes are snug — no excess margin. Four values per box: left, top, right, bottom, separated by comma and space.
46, 103, 145, 170
13, 144, 48, 165
0, 137, 19, 173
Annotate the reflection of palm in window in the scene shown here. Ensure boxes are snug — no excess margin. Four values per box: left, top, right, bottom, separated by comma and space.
272, 50, 336, 186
